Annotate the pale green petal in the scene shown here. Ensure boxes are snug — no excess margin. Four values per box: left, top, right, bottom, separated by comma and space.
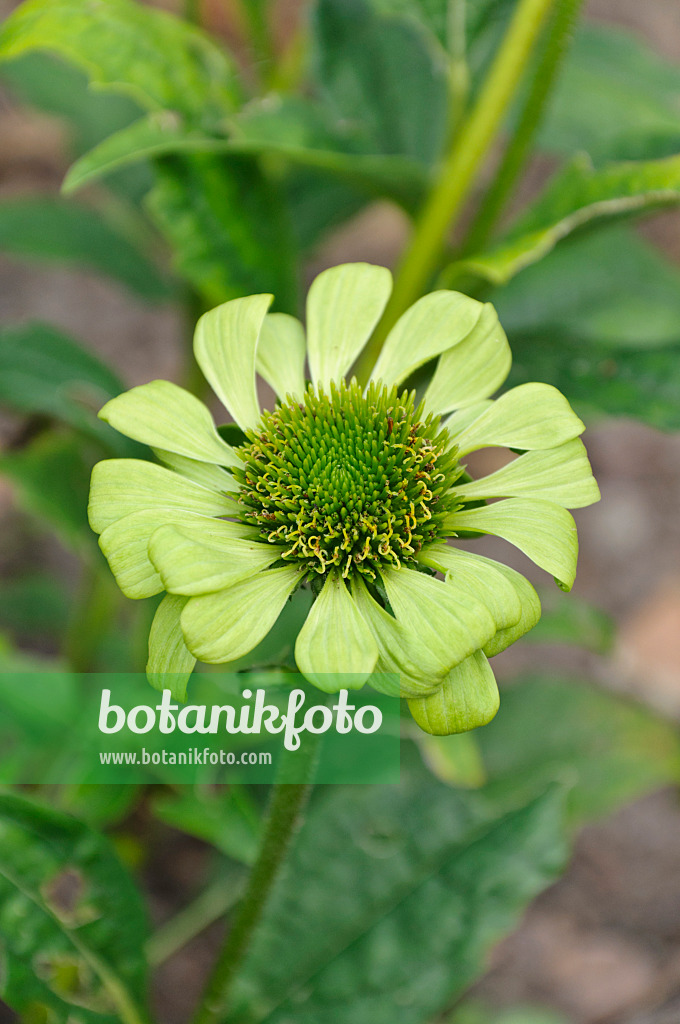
371, 291, 483, 387
450, 383, 585, 456
481, 559, 541, 657
446, 497, 578, 591
424, 304, 511, 414
306, 263, 392, 386
408, 651, 499, 735
194, 293, 272, 432
153, 448, 239, 493
149, 523, 279, 596
181, 565, 301, 663
456, 438, 601, 508
350, 578, 438, 697
295, 570, 378, 692
381, 565, 497, 676
88, 459, 235, 533
147, 594, 196, 702
256, 313, 307, 401
443, 400, 493, 439
418, 543, 522, 632
98, 508, 235, 599
99, 380, 239, 466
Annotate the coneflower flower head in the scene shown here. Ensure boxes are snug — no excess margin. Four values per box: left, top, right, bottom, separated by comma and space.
88, 263, 600, 735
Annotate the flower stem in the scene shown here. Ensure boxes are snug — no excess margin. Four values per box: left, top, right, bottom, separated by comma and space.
192, 743, 319, 1024
355, 0, 555, 381
460, 0, 585, 256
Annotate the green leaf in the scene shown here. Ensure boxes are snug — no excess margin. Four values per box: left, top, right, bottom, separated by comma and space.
479, 678, 680, 828
0, 198, 170, 300
312, 0, 449, 166
495, 224, 680, 349
493, 227, 680, 430
0, 322, 136, 455
0, 791, 149, 1022
0, 572, 71, 642
232, 781, 566, 1023
0, 0, 238, 121
449, 153, 680, 287
146, 154, 297, 309
152, 788, 260, 865
525, 590, 614, 653
0, 431, 95, 550
64, 102, 428, 209
1, 52, 152, 203
539, 25, 680, 163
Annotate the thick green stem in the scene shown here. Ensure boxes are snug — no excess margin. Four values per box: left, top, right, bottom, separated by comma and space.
355, 0, 555, 382
446, 0, 469, 137
193, 743, 318, 1024
461, 0, 585, 256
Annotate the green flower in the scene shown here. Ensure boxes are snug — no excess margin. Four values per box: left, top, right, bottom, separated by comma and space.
88, 263, 599, 734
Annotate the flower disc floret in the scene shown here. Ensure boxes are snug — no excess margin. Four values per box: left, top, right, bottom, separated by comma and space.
234, 379, 461, 579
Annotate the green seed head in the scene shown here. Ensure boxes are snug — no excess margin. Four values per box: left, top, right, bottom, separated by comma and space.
233, 379, 461, 580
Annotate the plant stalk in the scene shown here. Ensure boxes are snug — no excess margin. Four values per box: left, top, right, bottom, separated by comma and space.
355, 0, 555, 381
193, 743, 318, 1024
461, 0, 585, 256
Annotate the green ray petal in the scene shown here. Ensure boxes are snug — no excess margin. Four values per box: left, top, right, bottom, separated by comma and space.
456, 438, 601, 508
442, 400, 493, 441
446, 497, 578, 591
153, 449, 239, 493
99, 380, 239, 466
381, 565, 497, 678
295, 570, 378, 692
371, 291, 483, 387
424, 304, 511, 415
147, 594, 196, 702
418, 543, 522, 632
450, 383, 585, 456
149, 523, 279, 596
408, 651, 500, 735
181, 565, 301, 663
306, 263, 392, 386
88, 459, 235, 533
194, 293, 272, 432
350, 578, 439, 697
480, 559, 541, 657
98, 508, 235, 599
256, 313, 307, 401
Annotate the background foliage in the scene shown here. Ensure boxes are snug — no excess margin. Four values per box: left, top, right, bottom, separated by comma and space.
0, 0, 679, 1020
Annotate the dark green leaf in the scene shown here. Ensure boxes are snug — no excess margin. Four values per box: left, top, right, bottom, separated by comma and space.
0, 321, 136, 453
479, 678, 680, 828
0, 791, 149, 1022
232, 781, 567, 1023
491, 227, 680, 429
1, 52, 152, 203
0, 0, 239, 121
146, 153, 297, 310
525, 591, 614, 654
152, 788, 261, 865
0, 431, 94, 549
539, 25, 680, 163
312, 0, 449, 166
371, 0, 450, 49
0, 198, 171, 300
493, 225, 680, 349
449, 153, 680, 286
0, 572, 71, 642
63, 102, 427, 209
